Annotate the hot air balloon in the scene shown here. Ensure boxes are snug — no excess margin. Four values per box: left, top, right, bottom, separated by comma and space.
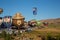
28, 19, 37, 27
3, 16, 12, 28
33, 7, 37, 15
0, 8, 3, 14
36, 21, 41, 27
12, 12, 25, 29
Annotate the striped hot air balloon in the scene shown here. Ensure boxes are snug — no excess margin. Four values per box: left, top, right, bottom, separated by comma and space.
33, 7, 37, 15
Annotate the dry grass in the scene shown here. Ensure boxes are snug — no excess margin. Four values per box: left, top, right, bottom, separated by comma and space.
36, 28, 60, 33
0, 27, 60, 40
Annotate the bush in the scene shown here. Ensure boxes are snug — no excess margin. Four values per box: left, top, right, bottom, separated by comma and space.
29, 38, 34, 40
5, 33, 12, 40
1, 31, 13, 40
41, 33, 60, 40
41, 36, 45, 40
47, 33, 60, 40
56, 34, 60, 40
0, 33, 2, 38
1, 31, 6, 38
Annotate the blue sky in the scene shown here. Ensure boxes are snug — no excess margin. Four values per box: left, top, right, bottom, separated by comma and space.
0, 0, 60, 21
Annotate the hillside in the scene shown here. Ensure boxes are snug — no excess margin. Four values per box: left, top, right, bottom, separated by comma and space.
40, 18, 60, 24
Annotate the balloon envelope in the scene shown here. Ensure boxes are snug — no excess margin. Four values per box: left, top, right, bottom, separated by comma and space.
3, 16, 12, 28
0, 8, 3, 14
33, 7, 37, 15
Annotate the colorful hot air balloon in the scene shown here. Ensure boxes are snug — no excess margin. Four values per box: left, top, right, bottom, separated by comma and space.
0, 8, 3, 14
33, 7, 37, 15
3, 16, 12, 28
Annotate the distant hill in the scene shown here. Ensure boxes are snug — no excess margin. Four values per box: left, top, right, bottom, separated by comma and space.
40, 18, 60, 24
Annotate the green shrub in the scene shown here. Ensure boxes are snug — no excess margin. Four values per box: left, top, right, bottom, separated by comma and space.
0, 33, 2, 38
1, 31, 6, 38
47, 33, 53, 40
5, 33, 12, 40
46, 33, 60, 40
56, 34, 60, 40
29, 38, 34, 40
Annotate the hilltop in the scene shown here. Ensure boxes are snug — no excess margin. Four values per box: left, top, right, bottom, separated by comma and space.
40, 18, 60, 24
